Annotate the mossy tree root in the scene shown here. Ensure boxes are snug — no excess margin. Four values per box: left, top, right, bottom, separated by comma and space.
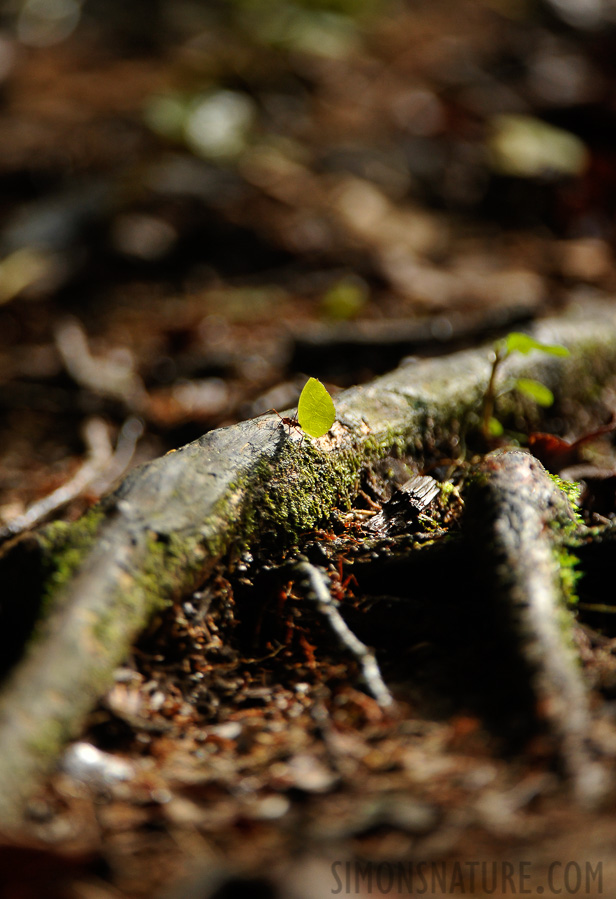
0, 303, 615, 825
463, 451, 605, 802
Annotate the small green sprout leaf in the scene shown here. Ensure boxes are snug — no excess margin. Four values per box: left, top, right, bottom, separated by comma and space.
482, 331, 569, 442
297, 377, 336, 438
501, 332, 570, 358
515, 377, 554, 407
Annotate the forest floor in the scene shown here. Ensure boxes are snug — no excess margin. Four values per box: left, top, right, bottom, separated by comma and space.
2, 1, 616, 896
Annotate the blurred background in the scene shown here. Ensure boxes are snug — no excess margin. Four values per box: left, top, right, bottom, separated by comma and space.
2, 0, 616, 527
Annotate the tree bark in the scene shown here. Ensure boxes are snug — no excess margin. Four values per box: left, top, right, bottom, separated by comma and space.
463, 451, 604, 801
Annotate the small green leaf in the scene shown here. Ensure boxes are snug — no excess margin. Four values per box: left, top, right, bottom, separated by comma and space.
503, 332, 570, 358
297, 377, 336, 438
320, 277, 368, 321
515, 377, 554, 406
488, 416, 504, 437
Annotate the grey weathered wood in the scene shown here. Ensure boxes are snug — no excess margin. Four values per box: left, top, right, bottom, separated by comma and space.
0, 302, 615, 825
464, 451, 605, 802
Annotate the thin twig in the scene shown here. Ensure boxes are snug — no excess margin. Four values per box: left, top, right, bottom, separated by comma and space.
480, 345, 503, 442
89, 417, 144, 495
54, 316, 147, 411
292, 560, 394, 708
577, 602, 616, 614
0, 416, 143, 541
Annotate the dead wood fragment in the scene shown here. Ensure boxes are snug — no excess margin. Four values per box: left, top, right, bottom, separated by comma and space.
291, 304, 536, 376
0, 302, 615, 825
366, 475, 440, 536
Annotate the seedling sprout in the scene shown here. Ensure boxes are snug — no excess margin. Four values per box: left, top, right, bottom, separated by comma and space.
481, 332, 570, 441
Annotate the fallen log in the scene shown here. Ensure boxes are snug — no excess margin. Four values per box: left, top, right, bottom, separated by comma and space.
0, 301, 615, 826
